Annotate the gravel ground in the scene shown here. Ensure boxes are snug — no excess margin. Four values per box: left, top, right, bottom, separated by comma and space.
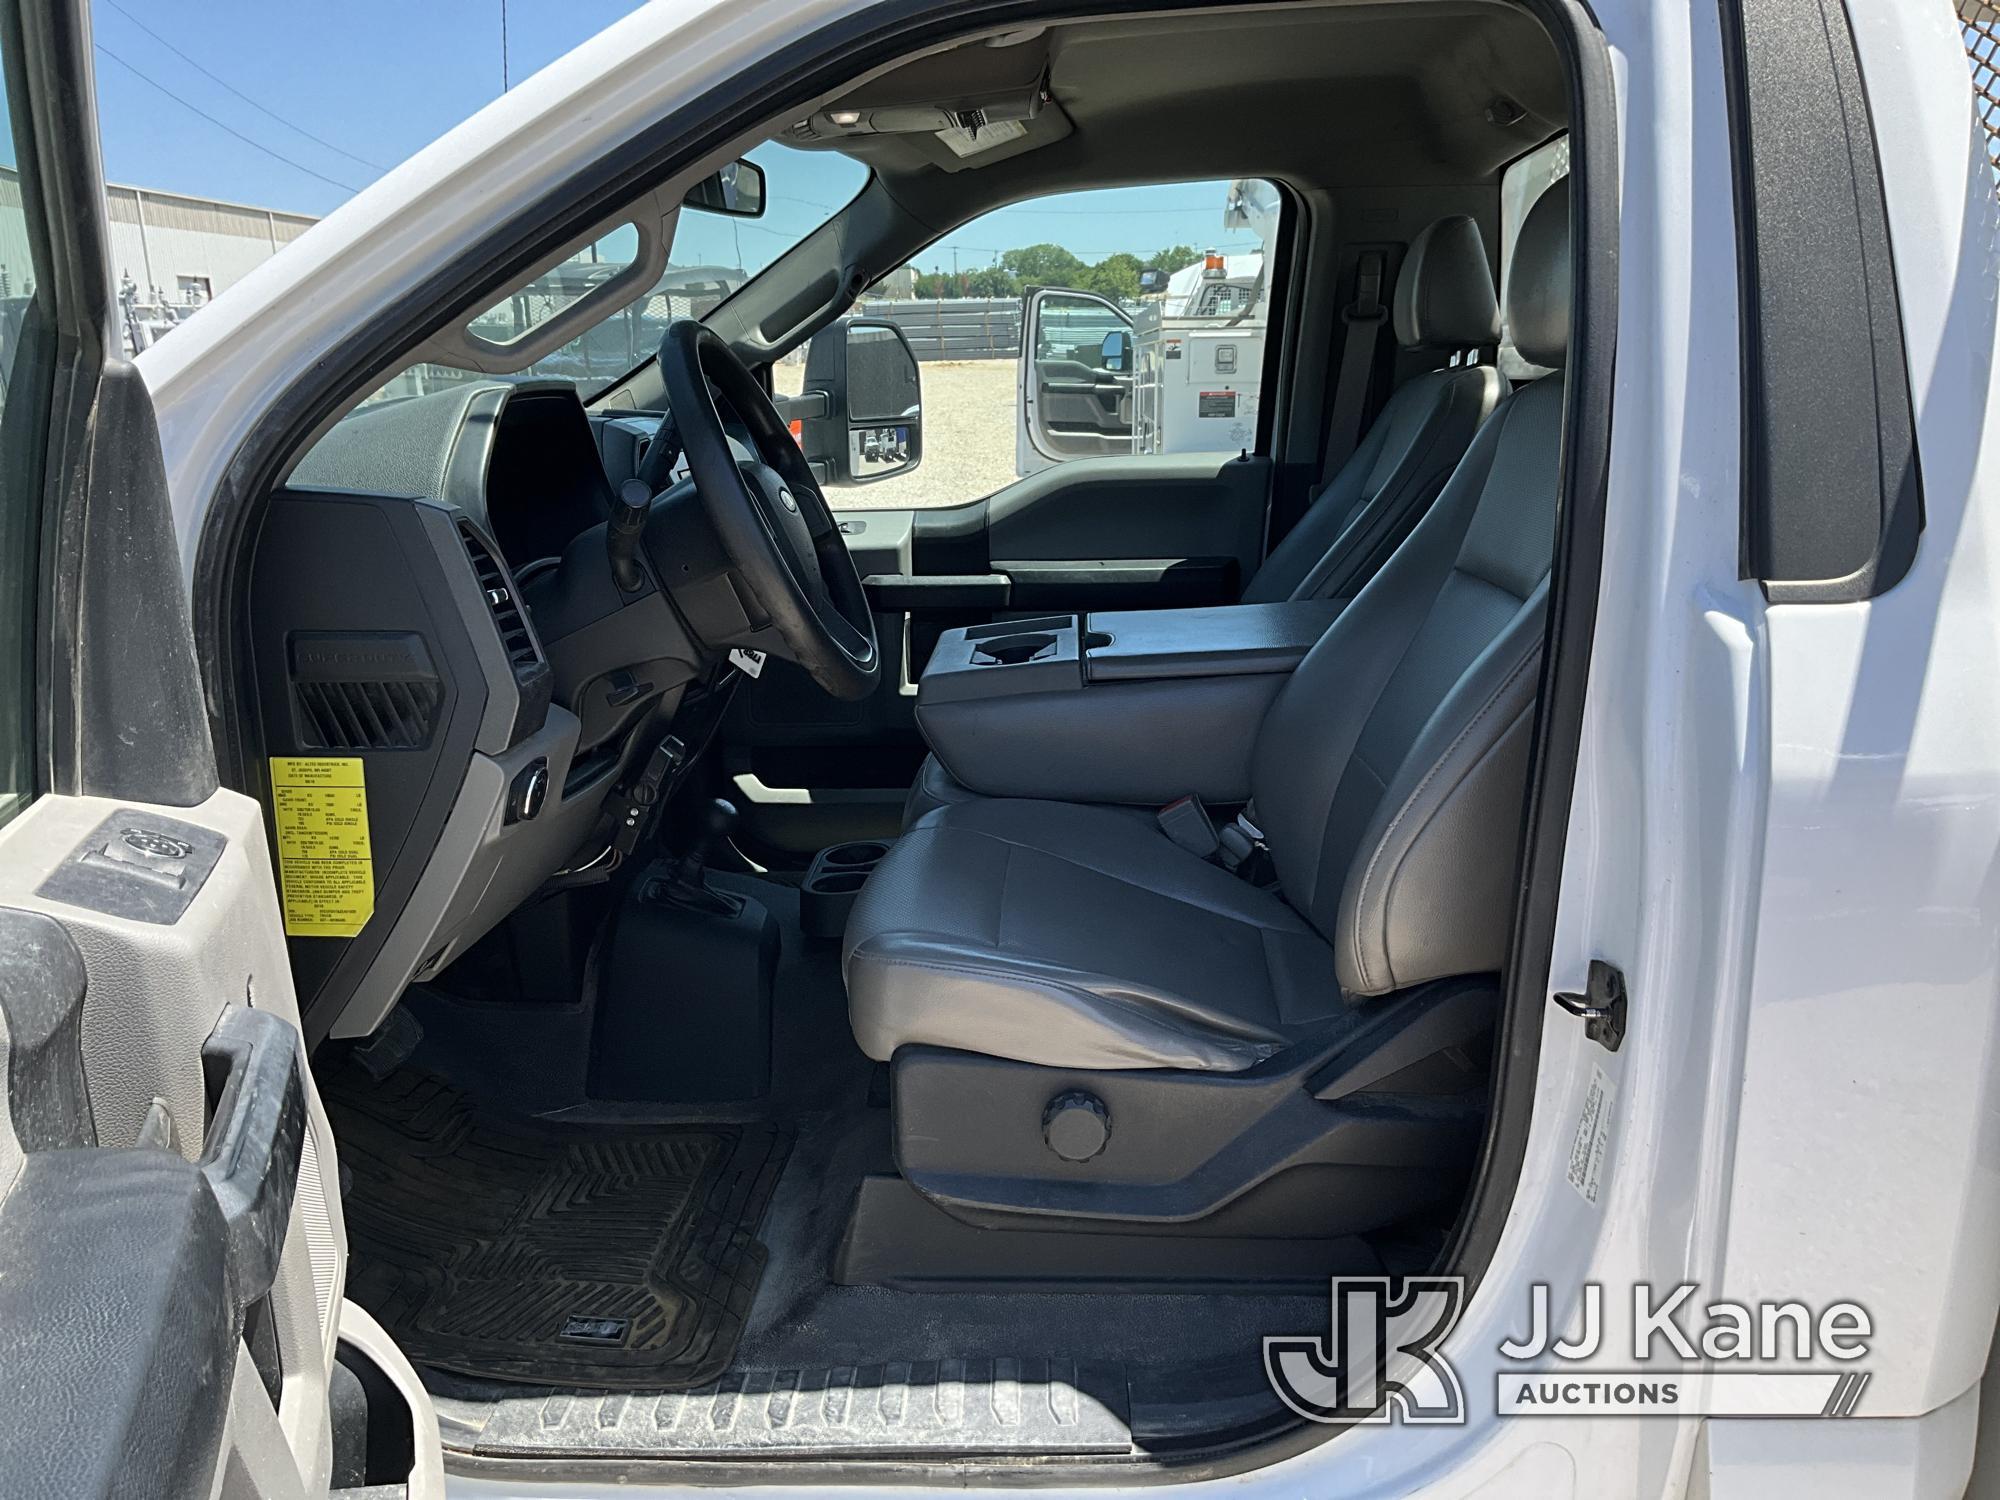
776, 357, 1019, 510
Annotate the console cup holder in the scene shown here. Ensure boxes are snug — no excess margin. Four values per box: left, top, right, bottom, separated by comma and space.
800, 839, 893, 938
971, 631, 1059, 666
807, 871, 868, 895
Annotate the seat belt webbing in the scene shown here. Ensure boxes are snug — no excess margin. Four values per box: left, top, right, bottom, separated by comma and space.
1321, 250, 1389, 483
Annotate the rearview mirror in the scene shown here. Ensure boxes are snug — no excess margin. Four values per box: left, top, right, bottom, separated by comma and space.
795, 319, 923, 486
681, 158, 766, 218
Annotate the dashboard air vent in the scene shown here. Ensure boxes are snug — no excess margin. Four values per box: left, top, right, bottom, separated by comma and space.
288, 632, 442, 751
457, 519, 540, 672
296, 679, 441, 751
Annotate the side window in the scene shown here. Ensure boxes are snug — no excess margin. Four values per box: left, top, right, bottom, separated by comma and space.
0, 74, 55, 828
1034, 293, 1127, 364
805, 178, 1282, 507
1497, 135, 1569, 381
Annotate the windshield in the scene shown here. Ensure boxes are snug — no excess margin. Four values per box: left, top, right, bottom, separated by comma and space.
366, 141, 867, 405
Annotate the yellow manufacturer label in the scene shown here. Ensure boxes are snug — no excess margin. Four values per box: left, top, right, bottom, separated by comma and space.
270, 757, 375, 938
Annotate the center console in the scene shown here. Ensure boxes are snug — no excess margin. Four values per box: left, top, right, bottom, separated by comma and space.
916, 600, 1341, 806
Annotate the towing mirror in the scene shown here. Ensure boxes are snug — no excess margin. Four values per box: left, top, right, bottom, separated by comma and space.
1138, 266, 1167, 294
797, 318, 923, 486
1100, 328, 1132, 372
682, 158, 766, 218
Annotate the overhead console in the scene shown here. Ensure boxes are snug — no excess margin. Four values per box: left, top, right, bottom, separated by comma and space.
783, 29, 1070, 171
916, 601, 1341, 806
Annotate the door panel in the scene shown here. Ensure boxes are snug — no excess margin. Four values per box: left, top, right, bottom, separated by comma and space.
1018, 287, 1135, 473
0, 793, 346, 1498
987, 451, 1268, 591
0, 1, 437, 1494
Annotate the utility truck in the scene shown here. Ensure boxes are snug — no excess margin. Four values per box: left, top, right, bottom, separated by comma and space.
1015, 178, 1280, 475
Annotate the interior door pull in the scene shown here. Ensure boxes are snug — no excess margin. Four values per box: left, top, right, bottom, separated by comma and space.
198, 1007, 307, 1314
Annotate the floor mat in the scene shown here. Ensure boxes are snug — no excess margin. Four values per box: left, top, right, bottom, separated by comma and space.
326, 1068, 792, 1390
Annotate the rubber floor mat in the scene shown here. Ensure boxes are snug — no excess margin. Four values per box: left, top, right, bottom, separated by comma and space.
325, 1069, 792, 1390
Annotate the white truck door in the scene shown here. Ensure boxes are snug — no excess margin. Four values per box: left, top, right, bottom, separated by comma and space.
0, 2, 438, 1495
1017, 286, 1136, 476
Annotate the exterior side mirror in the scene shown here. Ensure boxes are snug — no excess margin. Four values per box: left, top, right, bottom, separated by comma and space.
682, 158, 766, 218
1138, 267, 1167, 294
798, 318, 923, 485
1100, 329, 1132, 372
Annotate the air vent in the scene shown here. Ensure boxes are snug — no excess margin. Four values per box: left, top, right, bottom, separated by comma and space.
288, 632, 442, 751
457, 520, 540, 672
296, 679, 441, 750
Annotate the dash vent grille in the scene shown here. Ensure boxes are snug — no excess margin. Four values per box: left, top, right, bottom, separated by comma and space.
287, 631, 443, 752
457, 519, 540, 672
296, 678, 441, 750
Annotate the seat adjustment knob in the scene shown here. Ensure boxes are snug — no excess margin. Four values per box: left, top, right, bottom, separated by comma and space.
1042, 1091, 1111, 1162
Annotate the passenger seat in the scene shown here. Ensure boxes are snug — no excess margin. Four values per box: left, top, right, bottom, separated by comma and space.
1244, 213, 1507, 603
904, 214, 1507, 826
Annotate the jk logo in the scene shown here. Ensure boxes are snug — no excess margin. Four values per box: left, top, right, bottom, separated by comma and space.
1265, 1277, 1468, 1424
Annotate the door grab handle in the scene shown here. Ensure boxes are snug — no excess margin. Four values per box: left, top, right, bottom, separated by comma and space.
198, 1006, 307, 1313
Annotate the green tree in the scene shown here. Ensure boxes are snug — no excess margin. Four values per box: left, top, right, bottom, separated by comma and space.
1148, 244, 1201, 277
962, 265, 1021, 298
1001, 243, 1088, 288
1077, 252, 1143, 300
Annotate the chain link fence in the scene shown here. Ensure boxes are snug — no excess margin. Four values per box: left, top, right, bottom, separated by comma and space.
1965, 1, 2000, 194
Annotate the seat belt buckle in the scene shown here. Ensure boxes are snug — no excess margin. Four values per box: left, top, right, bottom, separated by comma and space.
1217, 811, 1273, 882
1156, 795, 1222, 860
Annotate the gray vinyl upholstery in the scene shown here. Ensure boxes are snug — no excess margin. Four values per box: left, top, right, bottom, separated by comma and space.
1242, 214, 1506, 606
904, 217, 1508, 825
847, 187, 1571, 1069
844, 799, 1350, 1071
901, 751, 984, 828
1392, 215, 1503, 349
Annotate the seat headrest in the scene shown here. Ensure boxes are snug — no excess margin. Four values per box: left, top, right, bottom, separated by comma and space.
1392, 215, 1500, 350
1506, 187, 1570, 369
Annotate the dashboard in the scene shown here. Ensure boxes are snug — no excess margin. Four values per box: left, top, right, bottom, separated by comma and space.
259, 381, 712, 1043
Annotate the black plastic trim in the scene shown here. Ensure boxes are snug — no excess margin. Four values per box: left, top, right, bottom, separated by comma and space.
197, 1006, 309, 1310
248, 490, 491, 1037
0, 906, 92, 1151
1001, 556, 1239, 611
10, 0, 218, 808
1721, 0, 1922, 600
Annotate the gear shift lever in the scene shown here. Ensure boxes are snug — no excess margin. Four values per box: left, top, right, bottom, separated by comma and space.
675, 798, 738, 886
652, 798, 741, 915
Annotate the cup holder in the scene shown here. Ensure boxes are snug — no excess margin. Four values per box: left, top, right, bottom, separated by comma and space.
799, 839, 893, 938
971, 631, 1058, 666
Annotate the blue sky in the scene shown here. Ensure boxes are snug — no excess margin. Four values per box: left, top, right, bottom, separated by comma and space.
87, 0, 1263, 268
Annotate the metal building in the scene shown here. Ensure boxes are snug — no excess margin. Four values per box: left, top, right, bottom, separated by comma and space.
0, 165, 319, 351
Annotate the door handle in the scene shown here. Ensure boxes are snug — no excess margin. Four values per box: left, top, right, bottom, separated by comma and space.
198, 1006, 307, 1314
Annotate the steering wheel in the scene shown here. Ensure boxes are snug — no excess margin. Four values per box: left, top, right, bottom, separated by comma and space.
650, 318, 879, 701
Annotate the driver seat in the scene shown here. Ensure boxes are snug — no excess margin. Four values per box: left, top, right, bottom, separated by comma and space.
842, 189, 1569, 1163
